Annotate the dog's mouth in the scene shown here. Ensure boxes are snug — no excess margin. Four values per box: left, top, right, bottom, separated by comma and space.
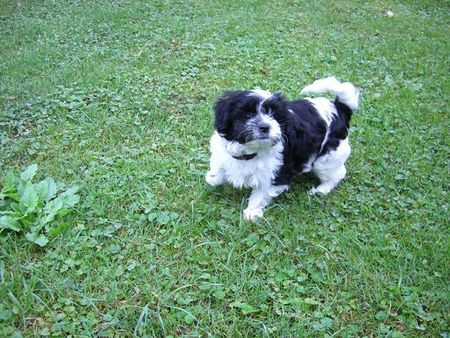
257, 135, 280, 145
246, 134, 281, 149
270, 136, 281, 145
256, 130, 281, 143
237, 122, 282, 147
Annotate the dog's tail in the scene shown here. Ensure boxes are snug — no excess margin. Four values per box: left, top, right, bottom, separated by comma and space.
300, 77, 359, 110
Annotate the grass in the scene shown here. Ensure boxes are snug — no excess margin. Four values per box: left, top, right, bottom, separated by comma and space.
0, 0, 448, 336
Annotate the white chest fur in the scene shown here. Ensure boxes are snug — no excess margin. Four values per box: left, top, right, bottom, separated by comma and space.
208, 132, 284, 189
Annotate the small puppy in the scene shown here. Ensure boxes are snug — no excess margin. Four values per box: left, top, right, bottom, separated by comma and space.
206, 77, 359, 221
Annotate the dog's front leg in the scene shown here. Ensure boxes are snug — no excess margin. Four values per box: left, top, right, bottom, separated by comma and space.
206, 152, 226, 187
243, 185, 289, 221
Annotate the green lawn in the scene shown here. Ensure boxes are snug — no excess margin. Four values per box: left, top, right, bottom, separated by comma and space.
1, 0, 448, 336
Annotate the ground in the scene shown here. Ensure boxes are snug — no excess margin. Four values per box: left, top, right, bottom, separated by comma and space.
0, 0, 448, 336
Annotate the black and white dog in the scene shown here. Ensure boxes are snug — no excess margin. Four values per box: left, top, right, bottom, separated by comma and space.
206, 77, 359, 221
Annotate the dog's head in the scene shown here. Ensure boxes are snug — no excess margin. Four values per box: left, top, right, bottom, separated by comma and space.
214, 90, 285, 150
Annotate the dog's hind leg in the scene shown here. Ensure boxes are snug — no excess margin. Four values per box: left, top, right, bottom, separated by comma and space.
309, 164, 346, 195
309, 138, 350, 195
243, 185, 289, 221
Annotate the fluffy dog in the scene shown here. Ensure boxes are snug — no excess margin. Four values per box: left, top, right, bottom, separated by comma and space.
206, 77, 359, 221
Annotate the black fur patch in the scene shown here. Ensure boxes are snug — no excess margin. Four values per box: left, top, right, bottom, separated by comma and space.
318, 99, 353, 156
272, 98, 353, 186
214, 91, 261, 143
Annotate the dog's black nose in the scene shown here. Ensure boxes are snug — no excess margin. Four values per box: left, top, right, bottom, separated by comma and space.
259, 125, 270, 133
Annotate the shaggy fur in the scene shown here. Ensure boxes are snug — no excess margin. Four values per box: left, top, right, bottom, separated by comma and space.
206, 77, 359, 221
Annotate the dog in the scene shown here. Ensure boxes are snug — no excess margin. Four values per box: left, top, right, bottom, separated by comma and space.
205, 77, 359, 221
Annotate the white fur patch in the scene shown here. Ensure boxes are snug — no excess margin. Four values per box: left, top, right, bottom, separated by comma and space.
301, 76, 359, 110
207, 132, 284, 189
305, 97, 337, 126
309, 138, 351, 195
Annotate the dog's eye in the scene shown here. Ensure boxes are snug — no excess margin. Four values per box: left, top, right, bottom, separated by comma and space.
245, 114, 251, 119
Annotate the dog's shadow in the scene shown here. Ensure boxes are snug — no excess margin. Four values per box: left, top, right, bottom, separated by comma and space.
274, 173, 319, 203
205, 172, 320, 209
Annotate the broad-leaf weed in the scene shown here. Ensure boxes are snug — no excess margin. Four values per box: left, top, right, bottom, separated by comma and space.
0, 164, 80, 246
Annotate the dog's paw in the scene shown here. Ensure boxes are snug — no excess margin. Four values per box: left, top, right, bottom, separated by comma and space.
243, 208, 263, 222
308, 186, 331, 195
205, 171, 224, 187
308, 187, 318, 195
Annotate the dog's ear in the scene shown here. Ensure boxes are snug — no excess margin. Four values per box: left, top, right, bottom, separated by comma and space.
267, 93, 287, 119
214, 91, 243, 135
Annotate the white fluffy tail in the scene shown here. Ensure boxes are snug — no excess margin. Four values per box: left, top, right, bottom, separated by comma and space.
300, 77, 359, 110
